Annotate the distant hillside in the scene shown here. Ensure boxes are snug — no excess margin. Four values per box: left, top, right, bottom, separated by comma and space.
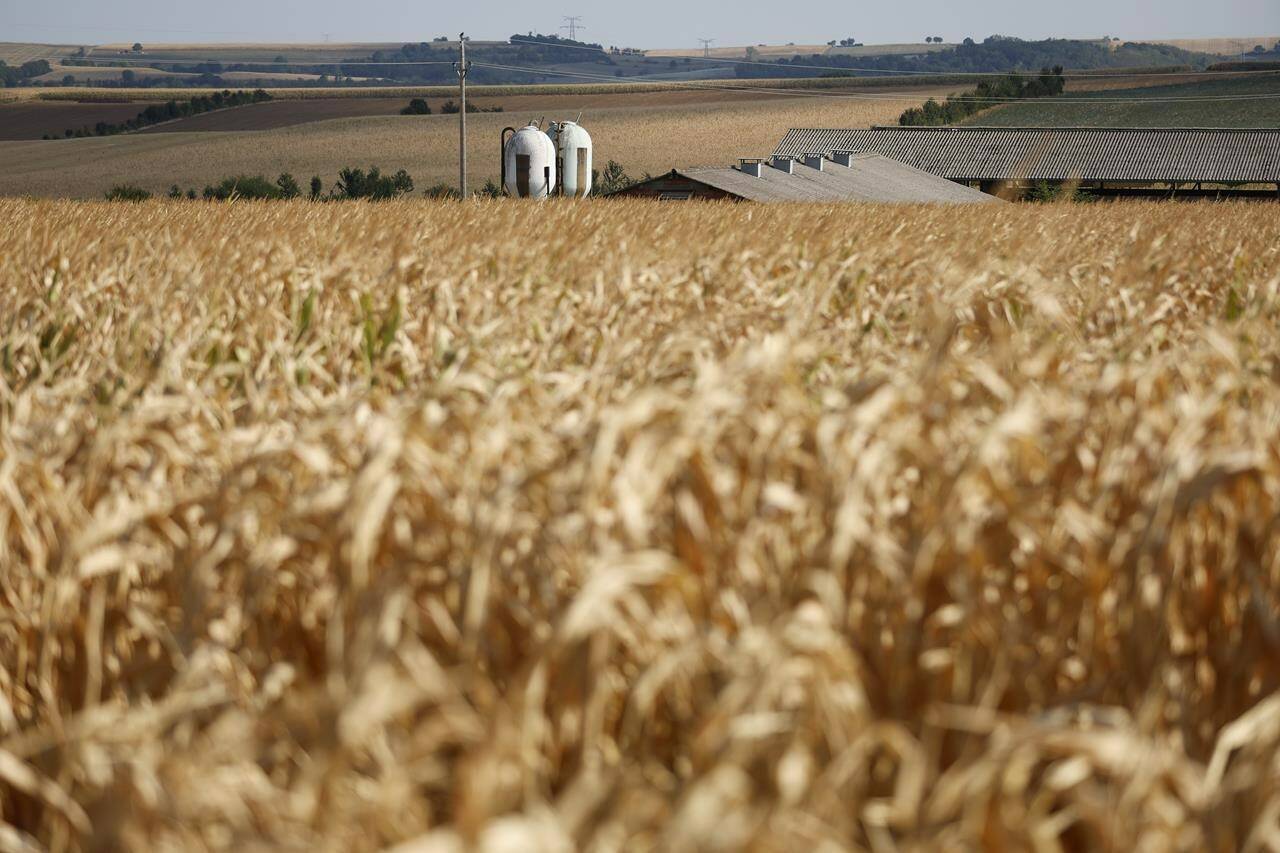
4, 35, 1224, 90
731, 36, 1211, 79
960, 75, 1280, 128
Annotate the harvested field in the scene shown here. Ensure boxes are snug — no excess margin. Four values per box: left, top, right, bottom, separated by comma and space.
86, 41, 415, 63
1151, 36, 1280, 55
824, 42, 954, 57
2, 198, 1280, 851
0, 42, 82, 65
133, 89, 823, 135
7, 73, 964, 103
133, 98, 414, 133
0, 90, 956, 197
29, 65, 191, 84
27, 65, 333, 86
0, 101, 150, 141
647, 44, 831, 59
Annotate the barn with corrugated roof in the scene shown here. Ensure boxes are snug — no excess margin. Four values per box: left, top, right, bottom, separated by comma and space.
773, 126, 1280, 199
607, 152, 999, 203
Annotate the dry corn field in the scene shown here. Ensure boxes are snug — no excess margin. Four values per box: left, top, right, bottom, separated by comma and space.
2, 198, 1280, 852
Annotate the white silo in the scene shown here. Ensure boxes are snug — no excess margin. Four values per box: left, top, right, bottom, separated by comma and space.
556, 121, 593, 198
502, 124, 557, 199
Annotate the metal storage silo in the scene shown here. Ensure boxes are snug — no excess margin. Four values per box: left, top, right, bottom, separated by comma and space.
556, 121, 593, 198
502, 124, 557, 199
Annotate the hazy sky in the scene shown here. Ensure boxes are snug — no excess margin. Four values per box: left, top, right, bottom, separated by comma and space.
5, 0, 1279, 49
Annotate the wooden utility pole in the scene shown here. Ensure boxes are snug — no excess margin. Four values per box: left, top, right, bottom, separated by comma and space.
454, 33, 473, 197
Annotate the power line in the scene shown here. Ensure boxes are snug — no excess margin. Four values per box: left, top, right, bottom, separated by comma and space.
21, 34, 1280, 85
36, 51, 1280, 80
698, 38, 715, 59
560, 16, 584, 42
31, 48, 1280, 103
17, 28, 1280, 79
456, 33, 1280, 80
8, 19, 1280, 79
472, 60, 1280, 103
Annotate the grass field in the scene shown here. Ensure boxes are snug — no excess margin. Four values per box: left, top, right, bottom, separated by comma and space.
966, 74, 1280, 127
2, 198, 1279, 850
0, 89, 957, 197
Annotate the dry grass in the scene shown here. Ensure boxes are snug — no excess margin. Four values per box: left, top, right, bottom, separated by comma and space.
0, 91, 955, 198
0, 43, 82, 65
1150, 37, 1280, 55
2, 198, 1280, 851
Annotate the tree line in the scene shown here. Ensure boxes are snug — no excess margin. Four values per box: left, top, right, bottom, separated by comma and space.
402, 98, 505, 115
733, 37, 1205, 78
103, 159, 644, 202
107, 167, 417, 202
0, 59, 52, 86
898, 67, 1066, 125
45, 89, 272, 139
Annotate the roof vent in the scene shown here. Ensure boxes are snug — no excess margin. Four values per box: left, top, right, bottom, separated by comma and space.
831, 151, 857, 167
769, 156, 796, 174
803, 153, 825, 171
738, 158, 766, 178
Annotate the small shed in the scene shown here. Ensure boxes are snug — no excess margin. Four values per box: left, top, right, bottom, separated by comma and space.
608, 153, 1000, 203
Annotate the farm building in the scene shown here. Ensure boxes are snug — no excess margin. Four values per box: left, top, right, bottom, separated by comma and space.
608, 152, 998, 203
773, 126, 1280, 199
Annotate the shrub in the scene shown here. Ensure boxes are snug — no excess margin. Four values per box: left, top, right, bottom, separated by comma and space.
203, 175, 287, 200
104, 184, 152, 201
424, 182, 460, 199
401, 98, 432, 115
440, 100, 503, 114
333, 167, 415, 200
310, 176, 323, 200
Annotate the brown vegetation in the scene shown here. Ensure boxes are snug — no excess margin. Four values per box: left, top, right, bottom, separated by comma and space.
2, 199, 1279, 850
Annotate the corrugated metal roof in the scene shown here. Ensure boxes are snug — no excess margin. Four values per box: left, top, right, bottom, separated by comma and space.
656, 154, 998, 203
773, 127, 1280, 183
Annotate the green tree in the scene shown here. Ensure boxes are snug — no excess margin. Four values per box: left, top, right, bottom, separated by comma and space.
132, 42, 144, 52
276, 173, 301, 199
